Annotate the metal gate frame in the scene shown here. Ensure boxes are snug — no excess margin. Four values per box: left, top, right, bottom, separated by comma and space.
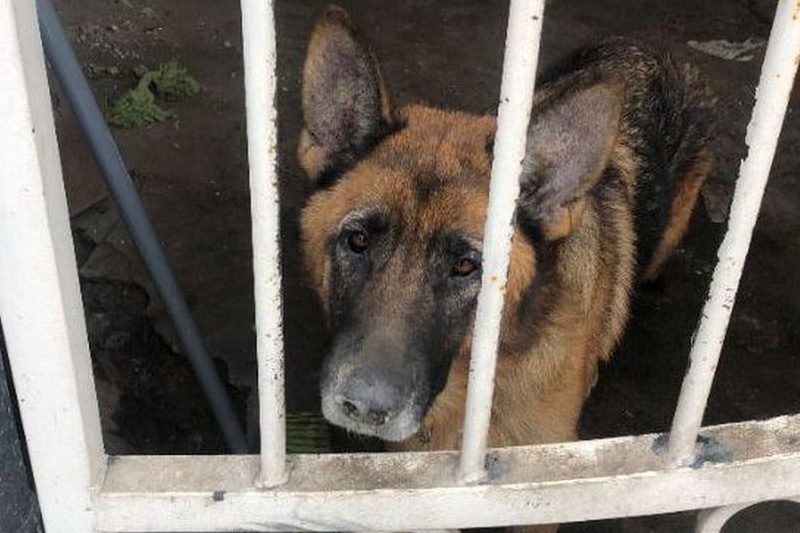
2, 0, 800, 531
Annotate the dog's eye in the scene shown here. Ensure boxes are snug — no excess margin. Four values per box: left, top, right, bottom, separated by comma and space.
451, 257, 479, 277
347, 230, 369, 253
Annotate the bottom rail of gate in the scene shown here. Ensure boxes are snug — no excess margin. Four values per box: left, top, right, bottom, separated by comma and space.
95, 414, 800, 532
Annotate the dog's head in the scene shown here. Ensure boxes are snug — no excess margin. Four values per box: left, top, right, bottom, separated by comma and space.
298, 7, 623, 441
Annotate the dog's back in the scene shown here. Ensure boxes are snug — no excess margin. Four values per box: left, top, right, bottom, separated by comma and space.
545, 38, 716, 279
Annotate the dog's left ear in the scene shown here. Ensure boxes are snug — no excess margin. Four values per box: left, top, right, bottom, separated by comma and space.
298, 6, 395, 181
518, 78, 624, 240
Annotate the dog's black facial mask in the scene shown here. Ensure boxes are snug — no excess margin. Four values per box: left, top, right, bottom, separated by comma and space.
319, 209, 482, 441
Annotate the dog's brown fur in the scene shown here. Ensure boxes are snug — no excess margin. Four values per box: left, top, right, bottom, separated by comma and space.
296, 7, 715, 531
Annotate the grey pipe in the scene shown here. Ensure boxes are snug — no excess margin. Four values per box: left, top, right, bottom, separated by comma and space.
36, 0, 248, 453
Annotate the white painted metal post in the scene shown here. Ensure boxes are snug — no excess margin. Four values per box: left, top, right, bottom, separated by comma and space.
0, 0, 106, 531
666, 0, 800, 466
240, 0, 287, 486
458, 0, 545, 483
695, 502, 752, 533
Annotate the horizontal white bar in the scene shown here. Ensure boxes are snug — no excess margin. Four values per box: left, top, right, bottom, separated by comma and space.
667, 0, 800, 465
459, 0, 545, 483
239, 0, 287, 485
0, 0, 105, 531
96, 414, 800, 532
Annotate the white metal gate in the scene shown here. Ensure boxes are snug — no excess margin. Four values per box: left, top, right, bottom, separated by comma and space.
1, 0, 800, 531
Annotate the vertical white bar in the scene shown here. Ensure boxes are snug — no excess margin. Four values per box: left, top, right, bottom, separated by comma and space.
667, 0, 800, 465
0, 0, 105, 531
459, 0, 545, 483
240, 0, 287, 485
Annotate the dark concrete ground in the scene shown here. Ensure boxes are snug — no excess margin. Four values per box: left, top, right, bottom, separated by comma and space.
47, 0, 800, 530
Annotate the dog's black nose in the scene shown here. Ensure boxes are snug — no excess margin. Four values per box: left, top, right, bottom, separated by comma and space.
337, 369, 404, 426
340, 398, 389, 426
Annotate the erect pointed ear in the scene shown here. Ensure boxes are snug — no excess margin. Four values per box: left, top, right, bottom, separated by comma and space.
298, 6, 395, 182
518, 78, 624, 240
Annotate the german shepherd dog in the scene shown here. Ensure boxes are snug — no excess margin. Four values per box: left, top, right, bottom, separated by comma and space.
297, 5, 714, 521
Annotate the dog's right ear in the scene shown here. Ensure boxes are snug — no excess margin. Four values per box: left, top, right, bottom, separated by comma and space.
298, 6, 395, 182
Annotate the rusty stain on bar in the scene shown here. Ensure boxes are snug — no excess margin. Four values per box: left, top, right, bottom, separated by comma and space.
239, 0, 287, 486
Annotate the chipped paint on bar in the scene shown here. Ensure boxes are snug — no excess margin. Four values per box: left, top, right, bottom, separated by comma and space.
97, 416, 800, 531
